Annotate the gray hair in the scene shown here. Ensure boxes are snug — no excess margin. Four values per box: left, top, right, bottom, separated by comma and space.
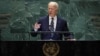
48, 1, 59, 9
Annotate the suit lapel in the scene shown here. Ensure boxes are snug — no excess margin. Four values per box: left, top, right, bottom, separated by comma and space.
45, 16, 49, 31
44, 16, 61, 31
55, 16, 60, 31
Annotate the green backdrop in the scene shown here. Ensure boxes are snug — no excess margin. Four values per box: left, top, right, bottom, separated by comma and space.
0, 0, 100, 41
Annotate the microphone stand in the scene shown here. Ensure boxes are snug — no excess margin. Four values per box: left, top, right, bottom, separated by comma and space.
49, 25, 54, 38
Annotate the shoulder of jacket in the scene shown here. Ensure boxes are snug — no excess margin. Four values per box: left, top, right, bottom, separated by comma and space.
39, 16, 48, 21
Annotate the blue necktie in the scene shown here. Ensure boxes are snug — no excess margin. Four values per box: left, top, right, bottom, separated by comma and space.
50, 18, 54, 38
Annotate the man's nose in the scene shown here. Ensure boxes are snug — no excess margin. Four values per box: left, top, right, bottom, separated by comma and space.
49, 10, 52, 13
49, 9, 52, 12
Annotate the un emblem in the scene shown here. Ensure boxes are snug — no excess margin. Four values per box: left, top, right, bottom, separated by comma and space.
42, 42, 60, 56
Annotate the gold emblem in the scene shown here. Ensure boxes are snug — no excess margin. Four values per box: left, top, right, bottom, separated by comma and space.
43, 42, 60, 56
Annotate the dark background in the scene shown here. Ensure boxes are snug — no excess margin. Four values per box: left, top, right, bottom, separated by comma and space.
0, 41, 100, 56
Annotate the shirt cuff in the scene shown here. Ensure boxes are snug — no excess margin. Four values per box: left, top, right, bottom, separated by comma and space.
34, 28, 38, 32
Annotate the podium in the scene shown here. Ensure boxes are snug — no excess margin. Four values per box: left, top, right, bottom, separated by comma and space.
30, 31, 75, 41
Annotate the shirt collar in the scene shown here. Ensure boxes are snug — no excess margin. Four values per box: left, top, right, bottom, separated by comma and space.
49, 16, 57, 20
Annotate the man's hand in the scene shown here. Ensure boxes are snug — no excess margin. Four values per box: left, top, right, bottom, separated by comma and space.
33, 22, 41, 30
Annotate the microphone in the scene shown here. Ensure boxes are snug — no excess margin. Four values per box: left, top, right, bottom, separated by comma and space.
49, 25, 54, 31
49, 25, 54, 38
49, 25, 52, 31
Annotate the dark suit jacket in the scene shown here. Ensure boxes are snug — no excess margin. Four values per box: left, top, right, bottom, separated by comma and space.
31, 15, 72, 40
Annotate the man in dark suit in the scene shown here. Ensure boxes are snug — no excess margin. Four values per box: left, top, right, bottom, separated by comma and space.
31, 1, 75, 40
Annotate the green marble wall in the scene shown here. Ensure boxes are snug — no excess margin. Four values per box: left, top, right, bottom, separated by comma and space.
0, 0, 100, 41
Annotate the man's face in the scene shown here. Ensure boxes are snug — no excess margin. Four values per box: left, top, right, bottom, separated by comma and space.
48, 4, 57, 17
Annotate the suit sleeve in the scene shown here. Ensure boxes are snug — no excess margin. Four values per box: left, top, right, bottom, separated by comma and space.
63, 20, 72, 39
31, 29, 38, 37
31, 20, 41, 37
